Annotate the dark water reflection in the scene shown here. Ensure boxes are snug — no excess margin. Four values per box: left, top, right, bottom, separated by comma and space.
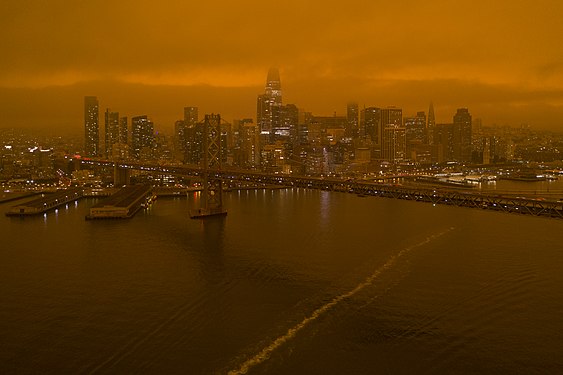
1, 189, 562, 374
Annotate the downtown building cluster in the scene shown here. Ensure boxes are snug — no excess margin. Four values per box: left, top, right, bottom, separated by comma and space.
84, 96, 157, 161
83, 69, 519, 176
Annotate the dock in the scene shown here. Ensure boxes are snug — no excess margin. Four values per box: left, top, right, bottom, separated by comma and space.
86, 185, 154, 220
5, 188, 84, 216
0, 191, 40, 204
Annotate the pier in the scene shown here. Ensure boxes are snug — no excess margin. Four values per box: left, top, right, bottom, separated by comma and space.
5, 188, 84, 216
86, 185, 154, 220
0, 191, 40, 204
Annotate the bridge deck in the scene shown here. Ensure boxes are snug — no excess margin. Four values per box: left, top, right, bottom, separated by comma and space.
82, 160, 563, 220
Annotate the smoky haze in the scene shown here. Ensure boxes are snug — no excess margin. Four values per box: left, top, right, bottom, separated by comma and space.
1, 0, 563, 132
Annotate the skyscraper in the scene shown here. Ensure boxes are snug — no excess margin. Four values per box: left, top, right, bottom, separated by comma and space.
265, 67, 282, 105
383, 125, 407, 163
433, 123, 454, 163
346, 102, 359, 137
104, 109, 119, 158
131, 115, 154, 159
405, 111, 428, 162
111, 116, 129, 160
257, 68, 282, 144
427, 102, 436, 145
283, 104, 299, 143
453, 108, 472, 162
118, 117, 128, 145
84, 96, 99, 157
182, 107, 202, 164
361, 107, 381, 144
380, 107, 404, 162
405, 111, 426, 145
184, 107, 198, 127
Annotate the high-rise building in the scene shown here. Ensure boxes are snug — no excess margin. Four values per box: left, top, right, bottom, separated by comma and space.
185, 123, 205, 165
265, 67, 282, 105
383, 125, 406, 162
361, 107, 381, 144
184, 107, 198, 127
237, 119, 259, 168
131, 115, 154, 159
346, 103, 359, 137
84, 96, 99, 157
257, 68, 282, 144
404, 111, 428, 162
119, 117, 128, 145
110, 116, 129, 160
104, 109, 120, 158
427, 102, 436, 145
380, 107, 403, 162
453, 108, 472, 162
433, 123, 454, 163
405, 112, 426, 145
176, 107, 200, 163
283, 104, 299, 145
174, 119, 186, 161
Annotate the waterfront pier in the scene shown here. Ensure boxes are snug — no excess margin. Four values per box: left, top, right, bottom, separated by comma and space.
5, 188, 84, 216
86, 185, 154, 220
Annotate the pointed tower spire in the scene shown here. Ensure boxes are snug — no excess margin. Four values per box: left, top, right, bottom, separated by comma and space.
265, 67, 282, 104
427, 101, 436, 145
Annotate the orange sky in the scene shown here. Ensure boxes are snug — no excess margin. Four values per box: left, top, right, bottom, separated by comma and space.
1, 0, 563, 133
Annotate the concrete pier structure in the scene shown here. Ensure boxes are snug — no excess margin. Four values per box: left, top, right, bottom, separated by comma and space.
6, 188, 84, 216
86, 185, 154, 220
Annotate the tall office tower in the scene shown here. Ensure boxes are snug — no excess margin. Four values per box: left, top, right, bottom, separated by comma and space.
84, 96, 99, 157
257, 94, 271, 138
433, 123, 454, 163
453, 108, 472, 163
405, 111, 426, 145
360, 107, 381, 144
346, 102, 359, 137
265, 67, 282, 104
427, 102, 436, 145
382, 125, 407, 162
380, 106, 402, 142
380, 107, 404, 163
271, 104, 285, 141
257, 68, 282, 144
185, 123, 205, 165
283, 104, 299, 144
109, 116, 129, 160
236, 119, 259, 168
181, 106, 200, 163
119, 117, 128, 144
104, 109, 120, 158
131, 115, 155, 159
298, 111, 313, 145
184, 107, 198, 127
404, 111, 428, 161
174, 119, 186, 161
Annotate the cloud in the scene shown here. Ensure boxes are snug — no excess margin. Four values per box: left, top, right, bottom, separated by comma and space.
1, 77, 562, 134
0, 0, 563, 130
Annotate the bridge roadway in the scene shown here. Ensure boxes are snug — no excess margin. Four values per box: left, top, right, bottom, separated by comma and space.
82, 160, 563, 220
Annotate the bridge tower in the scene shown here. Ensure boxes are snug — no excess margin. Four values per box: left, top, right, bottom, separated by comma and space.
190, 114, 227, 218
113, 164, 130, 186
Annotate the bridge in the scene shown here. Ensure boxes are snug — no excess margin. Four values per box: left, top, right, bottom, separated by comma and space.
75, 112, 563, 220
80, 159, 563, 221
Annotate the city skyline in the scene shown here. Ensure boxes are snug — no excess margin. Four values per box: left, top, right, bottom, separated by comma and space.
1, 1, 563, 132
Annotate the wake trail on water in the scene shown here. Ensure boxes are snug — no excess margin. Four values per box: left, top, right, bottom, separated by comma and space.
228, 227, 455, 375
